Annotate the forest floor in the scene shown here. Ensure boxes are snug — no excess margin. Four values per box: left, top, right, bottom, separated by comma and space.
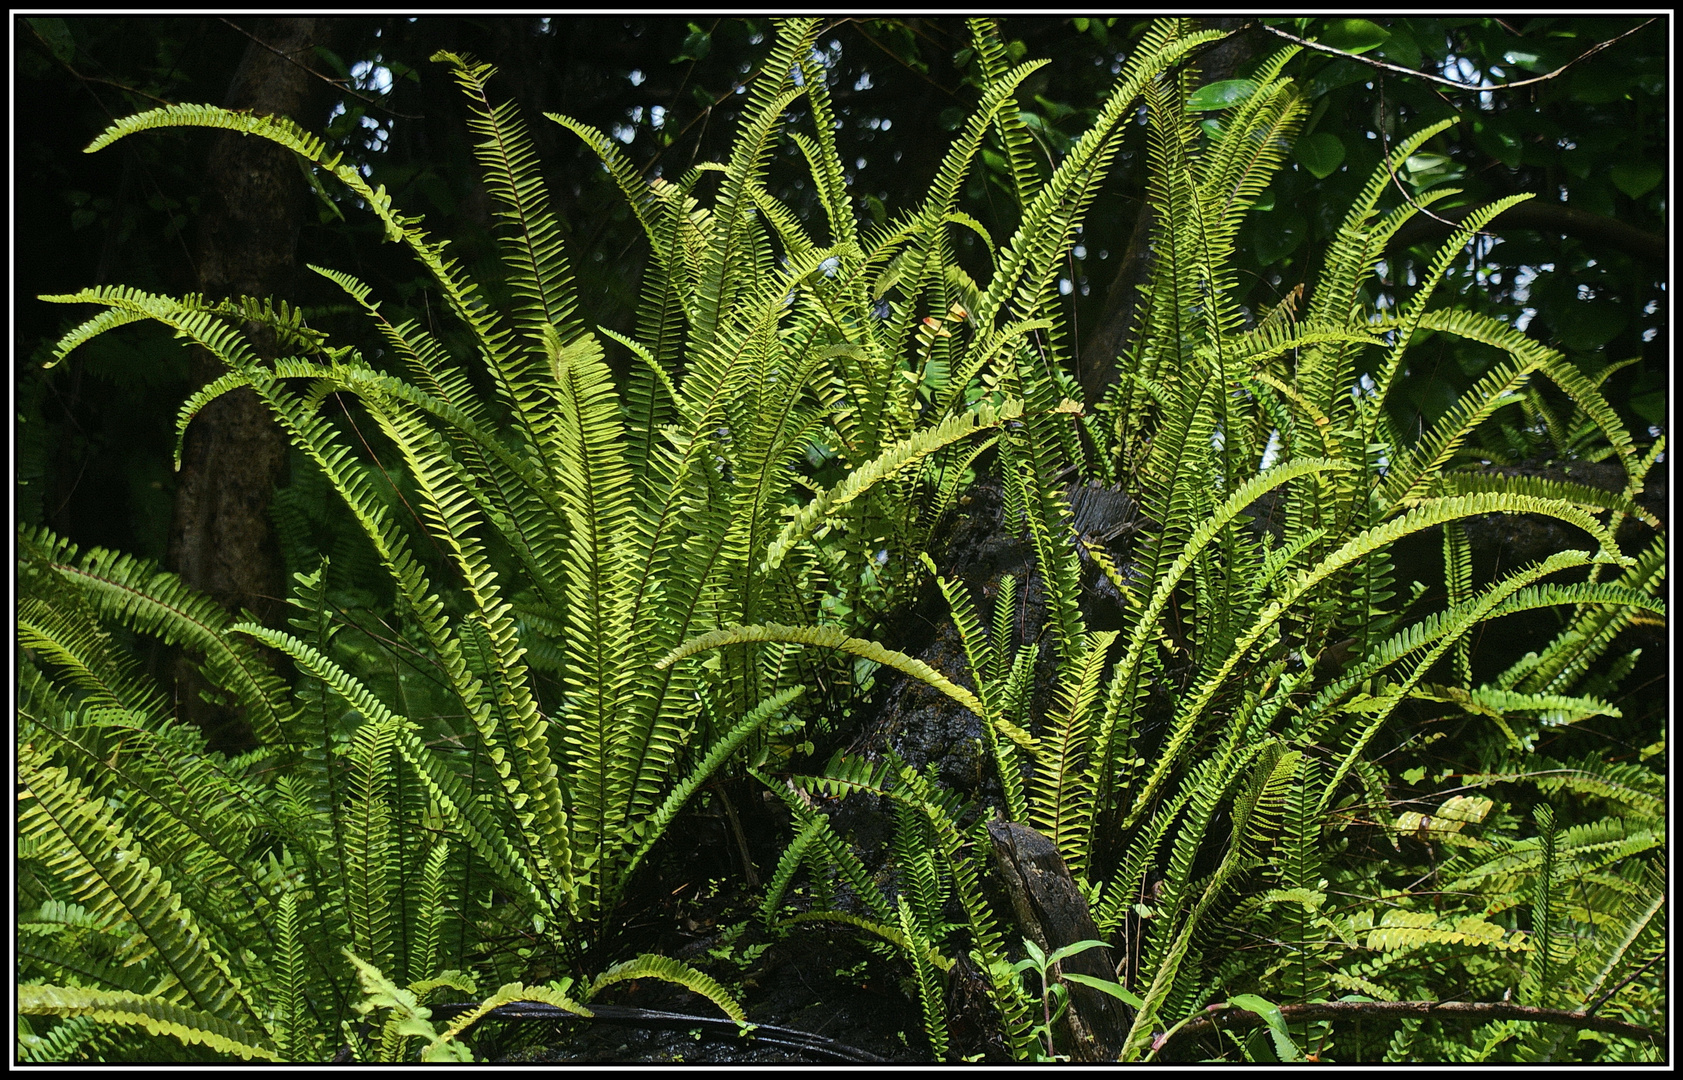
488, 877, 929, 1064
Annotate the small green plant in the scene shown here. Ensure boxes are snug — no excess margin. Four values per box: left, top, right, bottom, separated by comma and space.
1012, 938, 1143, 1061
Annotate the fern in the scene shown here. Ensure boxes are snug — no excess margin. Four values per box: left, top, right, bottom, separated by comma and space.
25, 18, 1662, 1064
589, 955, 745, 1023
899, 896, 953, 1060
17, 986, 277, 1062
18, 744, 268, 1034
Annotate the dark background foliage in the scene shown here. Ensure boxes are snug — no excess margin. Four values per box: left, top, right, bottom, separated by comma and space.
15, 14, 1667, 581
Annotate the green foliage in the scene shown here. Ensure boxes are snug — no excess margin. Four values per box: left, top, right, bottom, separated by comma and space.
19, 17, 1662, 1064
1014, 938, 1144, 1061
751, 25, 1661, 1064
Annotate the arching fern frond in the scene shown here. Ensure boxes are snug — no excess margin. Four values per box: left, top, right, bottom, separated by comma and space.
589, 955, 745, 1023
764, 398, 1023, 571
16, 985, 277, 1062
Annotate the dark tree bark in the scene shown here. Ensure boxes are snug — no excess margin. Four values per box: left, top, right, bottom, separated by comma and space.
167, 17, 346, 751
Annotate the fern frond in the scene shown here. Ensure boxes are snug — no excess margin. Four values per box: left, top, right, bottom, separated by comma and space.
238, 623, 543, 912
779, 909, 955, 974
17, 595, 169, 721
1438, 472, 1660, 531
1028, 630, 1118, 878
341, 709, 400, 976
897, 896, 952, 1059
1132, 491, 1625, 828
759, 816, 828, 925
758, 767, 897, 922
1121, 741, 1290, 1060
269, 890, 310, 1062
1088, 458, 1348, 827
1310, 549, 1600, 812
17, 985, 277, 1061
979, 23, 1222, 333
590, 954, 745, 1023
1461, 756, 1663, 820
18, 744, 266, 1033
1363, 910, 1532, 955
440, 51, 582, 347
614, 687, 803, 900
21, 526, 296, 746
658, 623, 1043, 758
765, 398, 1022, 571
969, 18, 1042, 208
433, 981, 590, 1048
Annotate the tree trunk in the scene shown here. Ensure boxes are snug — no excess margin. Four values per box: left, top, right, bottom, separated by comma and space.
167, 17, 343, 752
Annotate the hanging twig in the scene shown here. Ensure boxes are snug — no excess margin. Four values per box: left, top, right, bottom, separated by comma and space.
1375, 76, 1490, 240
1584, 952, 1665, 1018
847, 18, 961, 98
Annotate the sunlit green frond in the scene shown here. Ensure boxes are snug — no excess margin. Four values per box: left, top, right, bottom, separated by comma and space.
764, 398, 1023, 570
590, 954, 745, 1023
17, 985, 277, 1061
20, 527, 294, 746
18, 744, 266, 1033
439, 51, 581, 346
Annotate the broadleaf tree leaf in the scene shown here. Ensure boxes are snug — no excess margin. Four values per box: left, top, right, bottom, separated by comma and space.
1315, 18, 1390, 55
1293, 132, 1346, 179
1187, 79, 1257, 112
1376, 28, 1422, 69
1251, 208, 1307, 265
1609, 163, 1662, 199
27, 18, 76, 64
1473, 119, 1524, 169
1061, 972, 1146, 1010
1550, 301, 1627, 352
1227, 994, 1304, 1062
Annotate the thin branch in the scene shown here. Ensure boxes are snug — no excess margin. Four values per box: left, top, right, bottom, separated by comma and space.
24, 20, 201, 276
24, 20, 175, 106
1157, 998, 1663, 1054
1259, 19, 1658, 93
847, 18, 961, 98
1585, 952, 1665, 1017
218, 17, 425, 121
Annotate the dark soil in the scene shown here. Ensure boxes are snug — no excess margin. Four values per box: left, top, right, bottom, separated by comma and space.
482, 885, 930, 1064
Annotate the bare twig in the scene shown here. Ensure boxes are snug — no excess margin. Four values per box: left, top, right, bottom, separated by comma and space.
24, 20, 175, 106
1259, 19, 1657, 93
1376, 76, 1491, 240
1584, 952, 1666, 1018
1387, 200, 1667, 268
847, 18, 961, 98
